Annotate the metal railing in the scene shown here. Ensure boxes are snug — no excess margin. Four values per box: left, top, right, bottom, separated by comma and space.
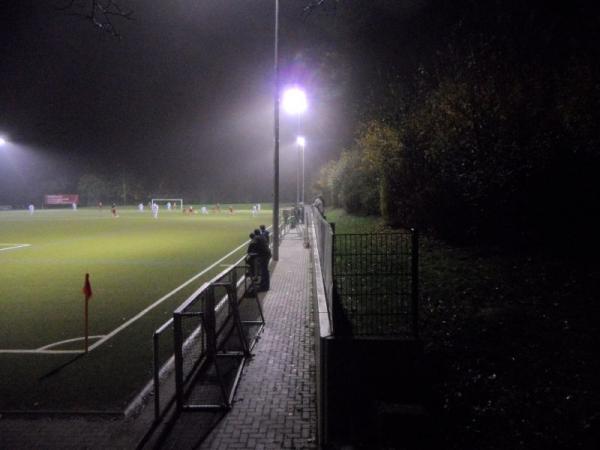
310, 207, 334, 316
149, 214, 289, 417
172, 262, 256, 411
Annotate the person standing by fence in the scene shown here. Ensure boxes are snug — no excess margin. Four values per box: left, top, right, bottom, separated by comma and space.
259, 224, 270, 245
254, 229, 271, 291
313, 195, 325, 217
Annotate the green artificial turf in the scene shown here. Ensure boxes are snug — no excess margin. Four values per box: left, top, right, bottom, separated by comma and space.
0, 206, 271, 411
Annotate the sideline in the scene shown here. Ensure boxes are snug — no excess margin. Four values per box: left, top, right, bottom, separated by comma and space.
0, 243, 31, 252
0, 238, 251, 355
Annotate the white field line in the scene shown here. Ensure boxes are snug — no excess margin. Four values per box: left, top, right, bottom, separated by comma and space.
0, 243, 31, 252
0, 349, 84, 355
0, 238, 250, 355
37, 335, 105, 351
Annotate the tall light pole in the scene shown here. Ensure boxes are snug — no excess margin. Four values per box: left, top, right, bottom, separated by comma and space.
272, 0, 280, 261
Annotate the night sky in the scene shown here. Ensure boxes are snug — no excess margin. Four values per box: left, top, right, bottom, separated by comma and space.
1, 0, 391, 204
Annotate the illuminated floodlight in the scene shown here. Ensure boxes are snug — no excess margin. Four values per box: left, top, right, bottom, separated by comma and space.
296, 136, 306, 147
0, 136, 6, 146
282, 87, 307, 115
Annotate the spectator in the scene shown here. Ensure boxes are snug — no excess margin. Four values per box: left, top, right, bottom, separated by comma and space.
245, 233, 260, 281
254, 229, 271, 291
259, 224, 270, 245
313, 195, 325, 217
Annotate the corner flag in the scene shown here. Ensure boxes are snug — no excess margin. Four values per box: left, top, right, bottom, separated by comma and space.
82, 273, 92, 300
82, 273, 92, 353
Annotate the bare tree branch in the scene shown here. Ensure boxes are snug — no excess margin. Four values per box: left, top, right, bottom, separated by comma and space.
302, 0, 339, 17
55, 0, 133, 38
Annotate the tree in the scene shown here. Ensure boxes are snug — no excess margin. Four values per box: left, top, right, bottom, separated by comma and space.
77, 174, 110, 206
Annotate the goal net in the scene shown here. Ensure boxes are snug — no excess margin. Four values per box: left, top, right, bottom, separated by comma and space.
151, 198, 183, 210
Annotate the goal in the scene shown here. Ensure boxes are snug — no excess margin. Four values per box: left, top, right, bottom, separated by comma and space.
151, 198, 183, 210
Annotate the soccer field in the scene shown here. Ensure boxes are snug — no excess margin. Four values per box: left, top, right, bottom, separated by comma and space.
0, 205, 269, 411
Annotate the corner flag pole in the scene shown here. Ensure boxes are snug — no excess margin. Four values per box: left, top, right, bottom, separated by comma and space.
82, 273, 93, 353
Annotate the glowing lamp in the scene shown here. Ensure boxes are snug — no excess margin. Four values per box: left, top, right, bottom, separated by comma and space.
282, 87, 307, 115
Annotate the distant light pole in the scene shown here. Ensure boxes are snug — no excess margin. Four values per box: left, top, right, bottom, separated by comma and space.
282, 87, 307, 206
296, 136, 306, 204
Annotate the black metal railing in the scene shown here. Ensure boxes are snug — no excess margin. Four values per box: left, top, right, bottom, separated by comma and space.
333, 230, 419, 337
149, 213, 290, 419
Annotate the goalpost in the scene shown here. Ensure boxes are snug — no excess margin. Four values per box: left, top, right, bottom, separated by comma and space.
151, 198, 183, 210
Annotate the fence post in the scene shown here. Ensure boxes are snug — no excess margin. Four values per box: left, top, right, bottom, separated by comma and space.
153, 331, 161, 421
173, 313, 184, 411
411, 228, 419, 338
205, 286, 217, 362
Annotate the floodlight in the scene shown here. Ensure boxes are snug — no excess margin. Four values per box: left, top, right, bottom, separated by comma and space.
296, 136, 306, 147
282, 87, 307, 115
0, 137, 6, 146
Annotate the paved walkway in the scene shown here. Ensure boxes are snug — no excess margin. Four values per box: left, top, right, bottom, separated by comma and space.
200, 231, 316, 449
146, 228, 317, 449
0, 229, 317, 450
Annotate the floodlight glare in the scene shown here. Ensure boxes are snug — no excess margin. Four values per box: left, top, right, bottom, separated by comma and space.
296, 136, 306, 147
282, 87, 307, 115
0, 137, 6, 146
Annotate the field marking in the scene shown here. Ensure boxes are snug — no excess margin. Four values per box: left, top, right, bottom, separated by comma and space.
0, 349, 84, 355
0, 243, 31, 252
37, 336, 105, 351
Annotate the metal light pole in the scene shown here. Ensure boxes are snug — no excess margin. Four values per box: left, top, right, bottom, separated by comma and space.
301, 140, 305, 204
272, 0, 280, 261
296, 136, 306, 205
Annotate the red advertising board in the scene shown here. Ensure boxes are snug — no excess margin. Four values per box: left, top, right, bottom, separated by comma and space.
44, 194, 79, 205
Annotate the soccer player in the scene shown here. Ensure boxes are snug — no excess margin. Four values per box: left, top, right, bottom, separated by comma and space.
72, 202, 77, 211
152, 202, 159, 219
201, 206, 208, 215
167, 201, 172, 211
251, 205, 257, 216
111, 203, 119, 218
28, 204, 34, 215
138, 203, 144, 212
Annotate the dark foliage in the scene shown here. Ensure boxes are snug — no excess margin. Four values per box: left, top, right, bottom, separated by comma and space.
314, 0, 600, 250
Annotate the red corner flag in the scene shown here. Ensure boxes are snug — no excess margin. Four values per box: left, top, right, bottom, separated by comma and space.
82, 273, 92, 300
